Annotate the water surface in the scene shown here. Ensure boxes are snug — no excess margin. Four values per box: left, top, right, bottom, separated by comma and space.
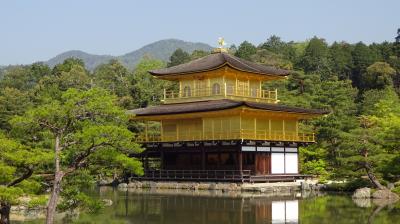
17, 187, 400, 224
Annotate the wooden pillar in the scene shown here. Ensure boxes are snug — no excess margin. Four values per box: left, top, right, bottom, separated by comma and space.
247, 79, 251, 96
145, 121, 148, 142
141, 156, 145, 175
193, 79, 196, 96
145, 151, 149, 171
218, 150, 222, 170
254, 117, 257, 139
160, 121, 164, 141
201, 144, 206, 170
224, 82, 227, 97
179, 81, 182, 97
268, 119, 272, 139
235, 77, 238, 95
160, 151, 164, 170
238, 150, 243, 173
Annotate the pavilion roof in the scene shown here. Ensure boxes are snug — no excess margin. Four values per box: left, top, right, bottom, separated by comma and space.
149, 52, 290, 77
128, 99, 328, 117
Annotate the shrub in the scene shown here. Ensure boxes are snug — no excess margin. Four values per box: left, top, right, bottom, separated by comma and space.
27, 195, 48, 208
16, 179, 42, 194
393, 186, 400, 196
325, 178, 372, 192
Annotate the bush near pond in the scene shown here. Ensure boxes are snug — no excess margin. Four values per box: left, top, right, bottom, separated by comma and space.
325, 179, 373, 192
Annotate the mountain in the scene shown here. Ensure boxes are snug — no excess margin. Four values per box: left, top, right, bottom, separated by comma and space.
46, 50, 114, 70
117, 39, 212, 69
45, 39, 213, 70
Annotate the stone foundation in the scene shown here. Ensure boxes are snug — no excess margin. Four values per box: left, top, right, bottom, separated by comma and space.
118, 180, 312, 193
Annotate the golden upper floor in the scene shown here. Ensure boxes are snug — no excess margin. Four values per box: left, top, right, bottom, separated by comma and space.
134, 108, 315, 143
129, 100, 328, 143
149, 52, 290, 104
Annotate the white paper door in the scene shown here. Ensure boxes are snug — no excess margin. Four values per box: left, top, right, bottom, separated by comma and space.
285, 153, 298, 174
271, 153, 285, 174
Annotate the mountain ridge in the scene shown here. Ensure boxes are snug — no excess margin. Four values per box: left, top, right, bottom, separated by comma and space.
45, 39, 213, 70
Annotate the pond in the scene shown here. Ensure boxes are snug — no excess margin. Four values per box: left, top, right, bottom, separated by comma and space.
16, 187, 400, 224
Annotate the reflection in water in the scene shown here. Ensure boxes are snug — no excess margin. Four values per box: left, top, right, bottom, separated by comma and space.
100, 188, 299, 224
14, 187, 400, 224
272, 201, 298, 223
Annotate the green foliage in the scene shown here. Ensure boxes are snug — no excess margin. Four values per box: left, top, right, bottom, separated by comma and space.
9, 87, 142, 215
58, 186, 104, 213
251, 49, 293, 69
299, 37, 331, 79
362, 62, 396, 90
325, 178, 372, 192
393, 186, 400, 195
12, 87, 143, 174
168, 48, 191, 67
259, 35, 297, 62
35, 58, 91, 102
27, 195, 48, 209
0, 87, 32, 130
235, 41, 257, 60
351, 42, 379, 87
15, 179, 43, 194
93, 59, 132, 99
190, 50, 210, 60
0, 133, 51, 209
0, 134, 52, 184
300, 146, 328, 179
359, 87, 399, 115
0, 186, 23, 205
57, 171, 104, 213
329, 42, 353, 80
0, 63, 51, 91
131, 57, 172, 107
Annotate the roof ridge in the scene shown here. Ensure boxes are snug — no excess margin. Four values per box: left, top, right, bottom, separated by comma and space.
223, 53, 263, 72
149, 52, 290, 77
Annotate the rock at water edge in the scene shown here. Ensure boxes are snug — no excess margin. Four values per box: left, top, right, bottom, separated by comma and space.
352, 187, 371, 199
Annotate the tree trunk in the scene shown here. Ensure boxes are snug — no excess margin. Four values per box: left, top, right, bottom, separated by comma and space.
365, 162, 386, 190
46, 135, 64, 224
368, 202, 387, 224
0, 202, 11, 224
361, 144, 386, 190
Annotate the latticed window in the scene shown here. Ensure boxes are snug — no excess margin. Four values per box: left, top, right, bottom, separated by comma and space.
183, 86, 191, 97
226, 83, 234, 94
251, 88, 258, 97
212, 83, 221, 95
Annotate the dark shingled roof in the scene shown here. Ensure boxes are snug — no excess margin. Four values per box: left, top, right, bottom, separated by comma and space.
128, 99, 328, 117
149, 52, 290, 76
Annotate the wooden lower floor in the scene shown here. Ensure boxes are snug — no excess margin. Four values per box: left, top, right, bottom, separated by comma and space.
135, 170, 310, 183
131, 141, 306, 182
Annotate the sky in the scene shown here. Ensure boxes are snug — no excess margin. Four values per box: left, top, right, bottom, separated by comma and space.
0, 0, 398, 65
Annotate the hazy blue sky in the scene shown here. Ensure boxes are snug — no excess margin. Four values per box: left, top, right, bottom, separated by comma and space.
0, 0, 398, 65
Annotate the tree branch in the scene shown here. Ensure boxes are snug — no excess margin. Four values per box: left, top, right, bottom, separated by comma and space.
7, 166, 34, 187
38, 120, 59, 133
64, 142, 114, 176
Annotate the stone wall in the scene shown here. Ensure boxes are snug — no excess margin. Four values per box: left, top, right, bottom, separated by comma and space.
118, 180, 309, 194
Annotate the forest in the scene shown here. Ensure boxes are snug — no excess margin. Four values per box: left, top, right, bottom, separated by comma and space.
1, 31, 400, 222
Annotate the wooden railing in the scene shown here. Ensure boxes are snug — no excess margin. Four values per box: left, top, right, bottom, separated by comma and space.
136, 170, 252, 182
136, 130, 315, 143
163, 85, 278, 104
133, 170, 313, 182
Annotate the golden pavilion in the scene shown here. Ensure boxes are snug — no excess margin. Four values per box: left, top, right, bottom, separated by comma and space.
128, 42, 327, 182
